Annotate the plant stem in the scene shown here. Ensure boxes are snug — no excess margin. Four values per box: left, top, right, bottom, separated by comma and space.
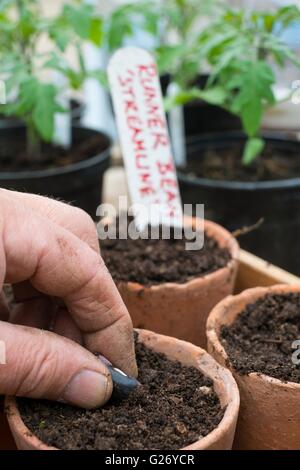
16, 0, 34, 72
26, 121, 41, 161
16, 0, 25, 16
16, 1, 42, 161
76, 42, 86, 75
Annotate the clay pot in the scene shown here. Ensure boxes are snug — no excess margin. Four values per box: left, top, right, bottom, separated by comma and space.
5, 329, 240, 450
116, 218, 239, 348
0, 409, 16, 450
207, 284, 300, 450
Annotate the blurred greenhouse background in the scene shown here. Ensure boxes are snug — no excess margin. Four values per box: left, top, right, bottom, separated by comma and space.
46, 0, 300, 139
1, 0, 300, 273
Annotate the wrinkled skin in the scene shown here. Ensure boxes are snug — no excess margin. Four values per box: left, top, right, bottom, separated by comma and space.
0, 189, 137, 409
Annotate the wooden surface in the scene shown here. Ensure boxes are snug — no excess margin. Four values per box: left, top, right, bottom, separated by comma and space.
235, 250, 300, 293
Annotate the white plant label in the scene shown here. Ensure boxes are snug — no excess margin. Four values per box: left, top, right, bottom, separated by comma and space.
108, 47, 183, 230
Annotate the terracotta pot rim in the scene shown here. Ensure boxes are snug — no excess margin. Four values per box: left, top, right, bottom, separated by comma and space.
118, 260, 237, 292
6, 329, 240, 450
207, 284, 300, 390
182, 358, 240, 450
142, 329, 240, 451
5, 397, 57, 450
116, 219, 239, 291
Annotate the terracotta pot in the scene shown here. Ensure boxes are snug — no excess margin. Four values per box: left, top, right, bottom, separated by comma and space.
116, 218, 239, 348
5, 329, 240, 450
207, 284, 300, 450
0, 409, 16, 450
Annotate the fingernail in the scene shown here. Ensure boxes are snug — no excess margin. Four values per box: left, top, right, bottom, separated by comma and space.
98, 355, 140, 400
109, 366, 140, 400
61, 370, 112, 409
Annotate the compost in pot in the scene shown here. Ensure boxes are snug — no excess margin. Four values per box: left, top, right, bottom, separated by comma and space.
18, 336, 224, 450
0, 127, 106, 172
99, 217, 238, 348
221, 292, 300, 383
181, 136, 300, 182
207, 285, 300, 450
101, 219, 231, 286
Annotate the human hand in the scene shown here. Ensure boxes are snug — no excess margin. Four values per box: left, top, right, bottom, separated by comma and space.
0, 190, 137, 409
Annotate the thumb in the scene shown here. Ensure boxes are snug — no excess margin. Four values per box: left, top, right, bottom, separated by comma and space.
0, 321, 113, 409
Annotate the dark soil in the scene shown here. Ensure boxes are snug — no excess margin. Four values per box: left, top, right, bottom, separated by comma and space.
221, 292, 300, 383
100, 220, 231, 286
0, 134, 106, 172
18, 336, 224, 450
181, 140, 300, 182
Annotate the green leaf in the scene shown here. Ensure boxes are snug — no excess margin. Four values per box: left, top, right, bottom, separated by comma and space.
89, 17, 103, 46
164, 85, 226, 110
106, 10, 133, 50
3, 77, 64, 142
261, 34, 300, 68
8, 77, 39, 115
63, 4, 91, 40
44, 53, 66, 74
276, 5, 300, 30
33, 83, 62, 142
242, 137, 265, 165
50, 23, 70, 51
241, 98, 263, 137
230, 61, 275, 136
263, 13, 276, 33
198, 30, 238, 59
66, 69, 85, 90
156, 45, 184, 72
196, 86, 227, 105
143, 11, 159, 35
105, 2, 159, 51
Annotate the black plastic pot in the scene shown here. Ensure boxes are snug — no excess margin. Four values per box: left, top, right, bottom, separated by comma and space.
160, 74, 241, 137
0, 116, 21, 129
0, 125, 111, 218
177, 132, 300, 275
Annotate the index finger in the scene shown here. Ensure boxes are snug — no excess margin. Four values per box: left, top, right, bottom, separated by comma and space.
1, 191, 137, 377
2, 189, 100, 253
